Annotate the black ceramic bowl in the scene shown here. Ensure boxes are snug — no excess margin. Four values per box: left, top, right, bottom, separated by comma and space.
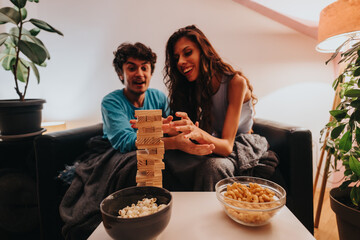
100, 186, 172, 240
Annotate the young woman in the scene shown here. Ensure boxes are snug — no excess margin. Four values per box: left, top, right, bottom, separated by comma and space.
160, 25, 271, 191
163, 25, 257, 157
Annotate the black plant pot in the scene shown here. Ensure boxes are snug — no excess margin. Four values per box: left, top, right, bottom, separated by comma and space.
330, 187, 360, 240
0, 99, 46, 136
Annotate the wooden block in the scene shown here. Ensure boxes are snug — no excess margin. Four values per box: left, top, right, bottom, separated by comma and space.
136, 137, 162, 145
145, 181, 163, 187
137, 153, 164, 161
136, 171, 162, 182
136, 121, 162, 128
137, 147, 164, 155
137, 150, 164, 160
137, 160, 165, 170
151, 181, 163, 186
138, 169, 162, 177
137, 126, 163, 134
137, 158, 164, 165
135, 173, 149, 182
137, 131, 163, 138
136, 140, 164, 149
136, 116, 147, 123
136, 115, 162, 123
145, 182, 162, 188
135, 109, 162, 117
145, 115, 162, 122
154, 147, 165, 155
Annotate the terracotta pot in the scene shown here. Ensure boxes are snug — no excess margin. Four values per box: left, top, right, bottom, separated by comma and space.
0, 99, 45, 136
330, 187, 360, 240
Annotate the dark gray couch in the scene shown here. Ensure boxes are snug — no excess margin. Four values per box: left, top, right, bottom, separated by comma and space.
34, 118, 314, 239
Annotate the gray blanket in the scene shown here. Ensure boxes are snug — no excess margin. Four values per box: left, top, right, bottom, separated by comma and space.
59, 133, 278, 239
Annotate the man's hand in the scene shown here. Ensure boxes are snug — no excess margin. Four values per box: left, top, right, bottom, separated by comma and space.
130, 115, 179, 136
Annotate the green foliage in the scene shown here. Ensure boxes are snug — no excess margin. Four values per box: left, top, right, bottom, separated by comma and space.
322, 36, 360, 207
0, 0, 63, 100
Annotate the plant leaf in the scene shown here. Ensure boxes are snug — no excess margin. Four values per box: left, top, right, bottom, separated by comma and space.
339, 131, 352, 152
344, 169, 353, 176
357, 128, 360, 146
29, 18, 63, 36
356, 56, 360, 66
22, 33, 50, 59
331, 124, 345, 139
326, 38, 351, 64
18, 40, 47, 65
333, 75, 343, 89
339, 180, 352, 190
29, 27, 40, 36
350, 99, 360, 109
0, 33, 10, 46
350, 186, 360, 206
10, 0, 27, 9
344, 89, 360, 98
28, 61, 40, 83
0, 7, 21, 25
326, 121, 337, 128
354, 110, 360, 122
1, 47, 16, 70
354, 67, 360, 77
349, 155, 360, 177
14, 58, 29, 83
20, 7, 27, 20
330, 110, 347, 121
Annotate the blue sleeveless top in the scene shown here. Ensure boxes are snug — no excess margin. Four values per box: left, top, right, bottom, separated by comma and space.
211, 74, 254, 138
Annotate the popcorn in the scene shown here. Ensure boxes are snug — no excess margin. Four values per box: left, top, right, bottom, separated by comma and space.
118, 198, 166, 218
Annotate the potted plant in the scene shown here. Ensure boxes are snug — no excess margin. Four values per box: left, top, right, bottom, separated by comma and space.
0, 0, 63, 136
321, 36, 360, 240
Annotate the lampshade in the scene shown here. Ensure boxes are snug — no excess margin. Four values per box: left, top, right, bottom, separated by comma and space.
316, 0, 360, 53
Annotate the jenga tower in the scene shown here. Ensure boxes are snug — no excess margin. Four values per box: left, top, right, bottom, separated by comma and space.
135, 110, 165, 188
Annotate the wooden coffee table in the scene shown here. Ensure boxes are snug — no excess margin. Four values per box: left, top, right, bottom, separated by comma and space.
88, 192, 315, 240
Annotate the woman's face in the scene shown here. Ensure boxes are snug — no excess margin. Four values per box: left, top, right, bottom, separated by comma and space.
173, 36, 201, 82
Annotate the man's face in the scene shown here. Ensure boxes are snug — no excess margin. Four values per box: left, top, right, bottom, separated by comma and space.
121, 57, 152, 95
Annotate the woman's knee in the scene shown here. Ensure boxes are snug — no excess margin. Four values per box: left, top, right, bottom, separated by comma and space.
199, 157, 235, 176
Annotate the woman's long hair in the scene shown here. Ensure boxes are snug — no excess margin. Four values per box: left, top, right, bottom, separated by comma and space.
164, 25, 256, 133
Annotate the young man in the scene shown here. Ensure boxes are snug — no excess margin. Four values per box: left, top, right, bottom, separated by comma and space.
101, 42, 168, 153
60, 43, 169, 239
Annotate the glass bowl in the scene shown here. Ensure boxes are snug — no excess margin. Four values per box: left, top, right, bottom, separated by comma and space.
215, 176, 286, 226
100, 186, 172, 240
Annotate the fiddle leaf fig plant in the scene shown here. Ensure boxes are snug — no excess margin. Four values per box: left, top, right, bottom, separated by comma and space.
0, 0, 63, 101
322, 36, 360, 208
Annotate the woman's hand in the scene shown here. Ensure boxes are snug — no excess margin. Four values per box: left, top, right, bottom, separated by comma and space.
162, 132, 215, 155
162, 115, 179, 136
170, 112, 209, 144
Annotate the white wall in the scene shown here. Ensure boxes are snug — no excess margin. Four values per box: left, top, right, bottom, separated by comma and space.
0, 0, 336, 182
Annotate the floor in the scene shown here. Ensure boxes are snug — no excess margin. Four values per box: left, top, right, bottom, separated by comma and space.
313, 188, 339, 240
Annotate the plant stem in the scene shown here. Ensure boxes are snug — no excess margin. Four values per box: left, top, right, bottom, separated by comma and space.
13, 9, 24, 101
23, 66, 30, 98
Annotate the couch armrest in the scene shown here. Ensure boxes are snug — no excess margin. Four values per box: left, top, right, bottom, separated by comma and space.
253, 118, 314, 234
34, 123, 103, 240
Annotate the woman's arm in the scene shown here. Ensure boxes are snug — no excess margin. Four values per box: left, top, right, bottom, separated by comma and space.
172, 74, 250, 156
130, 115, 214, 155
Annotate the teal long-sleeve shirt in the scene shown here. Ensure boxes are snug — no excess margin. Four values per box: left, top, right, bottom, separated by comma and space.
101, 88, 168, 153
